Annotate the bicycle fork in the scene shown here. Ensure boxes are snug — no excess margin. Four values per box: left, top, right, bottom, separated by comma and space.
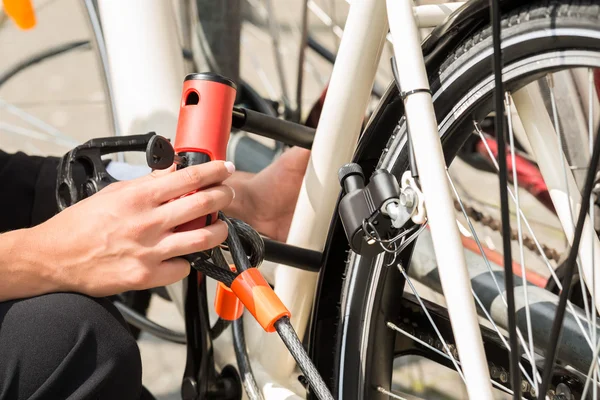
386, 1, 494, 398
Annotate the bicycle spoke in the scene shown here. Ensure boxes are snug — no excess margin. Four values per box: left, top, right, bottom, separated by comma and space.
588, 67, 599, 400
263, 0, 291, 111
538, 96, 600, 399
475, 120, 597, 349
243, 2, 328, 102
0, 122, 78, 148
386, 322, 515, 396
582, 339, 600, 399
396, 264, 466, 384
0, 97, 77, 144
507, 91, 538, 393
448, 172, 540, 389
547, 74, 594, 330
472, 289, 537, 389
307, 0, 343, 39
376, 387, 409, 400
295, 0, 309, 121
327, 0, 340, 48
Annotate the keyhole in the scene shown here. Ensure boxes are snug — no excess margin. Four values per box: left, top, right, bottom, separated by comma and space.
185, 91, 199, 105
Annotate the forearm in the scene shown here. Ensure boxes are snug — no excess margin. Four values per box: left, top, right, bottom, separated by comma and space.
0, 229, 62, 302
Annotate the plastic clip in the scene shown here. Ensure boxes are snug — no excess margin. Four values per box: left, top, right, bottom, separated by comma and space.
231, 269, 290, 332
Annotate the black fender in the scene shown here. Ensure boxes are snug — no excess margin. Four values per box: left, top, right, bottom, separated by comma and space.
307, 0, 528, 387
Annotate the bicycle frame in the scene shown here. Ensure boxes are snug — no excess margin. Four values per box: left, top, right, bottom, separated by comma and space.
94, 0, 492, 398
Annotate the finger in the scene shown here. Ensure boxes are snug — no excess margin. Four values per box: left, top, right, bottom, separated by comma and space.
146, 161, 235, 203
158, 220, 229, 258
158, 185, 235, 229
144, 257, 191, 289
137, 164, 177, 182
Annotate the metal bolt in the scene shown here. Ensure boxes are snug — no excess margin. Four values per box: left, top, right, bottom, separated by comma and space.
499, 370, 508, 383
521, 380, 530, 394
399, 187, 416, 208
490, 365, 500, 379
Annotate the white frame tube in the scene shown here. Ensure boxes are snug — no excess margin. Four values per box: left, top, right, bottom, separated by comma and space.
255, 0, 390, 380
97, 0, 187, 313
386, 0, 494, 398
414, 3, 465, 27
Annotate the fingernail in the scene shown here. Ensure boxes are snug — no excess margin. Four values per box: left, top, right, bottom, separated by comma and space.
224, 161, 236, 174
231, 187, 236, 199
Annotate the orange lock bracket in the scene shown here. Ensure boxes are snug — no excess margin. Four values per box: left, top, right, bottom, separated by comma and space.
214, 282, 244, 321
214, 264, 244, 321
231, 268, 290, 333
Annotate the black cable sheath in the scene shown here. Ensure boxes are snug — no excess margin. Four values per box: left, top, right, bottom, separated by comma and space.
113, 301, 187, 344
274, 317, 334, 400
186, 254, 237, 286
221, 214, 254, 273
233, 317, 264, 400
209, 318, 230, 341
489, 0, 521, 396
537, 125, 600, 398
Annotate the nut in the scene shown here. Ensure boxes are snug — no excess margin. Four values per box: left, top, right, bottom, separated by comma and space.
400, 187, 416, 208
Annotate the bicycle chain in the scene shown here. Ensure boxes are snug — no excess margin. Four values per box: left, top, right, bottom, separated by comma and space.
452, 199, 562, 263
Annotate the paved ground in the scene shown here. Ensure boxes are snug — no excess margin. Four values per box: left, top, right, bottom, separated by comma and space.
0, 1, 555, 399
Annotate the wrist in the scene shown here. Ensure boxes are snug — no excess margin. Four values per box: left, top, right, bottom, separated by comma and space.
1, 228, 65, 298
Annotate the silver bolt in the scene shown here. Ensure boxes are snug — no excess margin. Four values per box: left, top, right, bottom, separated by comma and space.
400, 187, 416, 208
499, 371, 508, 383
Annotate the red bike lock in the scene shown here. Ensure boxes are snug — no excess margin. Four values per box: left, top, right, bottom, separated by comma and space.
173, 73, 243, 321
173, 73, 237, 231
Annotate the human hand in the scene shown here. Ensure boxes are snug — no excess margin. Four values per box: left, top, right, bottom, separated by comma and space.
28, 161, 235, 297
225, 147, 310, 241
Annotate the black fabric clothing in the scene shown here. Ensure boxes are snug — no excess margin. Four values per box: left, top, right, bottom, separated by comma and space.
0, 151, 148, 399
0, 150, 61, 232
0, 293, 142, 400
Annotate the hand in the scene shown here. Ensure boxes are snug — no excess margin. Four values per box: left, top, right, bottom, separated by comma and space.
26, 161, 235, 297
225, 147, 310, 241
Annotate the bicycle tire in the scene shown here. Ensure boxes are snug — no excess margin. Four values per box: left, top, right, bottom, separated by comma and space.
309, 1, 600, 399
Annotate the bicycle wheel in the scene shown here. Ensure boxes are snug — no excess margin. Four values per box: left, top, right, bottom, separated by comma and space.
310, 1, 600, 398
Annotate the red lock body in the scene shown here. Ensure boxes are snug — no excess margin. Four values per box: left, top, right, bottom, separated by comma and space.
174, 73, 237, 232
174, 73, 237, 160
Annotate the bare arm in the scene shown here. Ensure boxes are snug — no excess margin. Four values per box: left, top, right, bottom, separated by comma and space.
0, 161, 235, 302
223, 147, 310, 241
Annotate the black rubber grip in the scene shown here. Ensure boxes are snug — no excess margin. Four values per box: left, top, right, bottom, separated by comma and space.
263, 238, 321, 272
231, 107, 315, 149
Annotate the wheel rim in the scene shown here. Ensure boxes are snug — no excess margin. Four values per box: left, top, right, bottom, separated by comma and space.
339, 50, 600, 400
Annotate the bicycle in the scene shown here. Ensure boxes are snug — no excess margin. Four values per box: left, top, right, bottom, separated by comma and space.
4, 0, 600, 399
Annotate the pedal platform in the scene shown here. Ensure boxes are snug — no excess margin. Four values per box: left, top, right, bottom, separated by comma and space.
56, 132, 179, 211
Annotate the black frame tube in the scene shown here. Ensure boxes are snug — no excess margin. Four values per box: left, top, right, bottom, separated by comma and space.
263, 238, 322, 272
232, 107, 315, 149
489, 0, 521, 396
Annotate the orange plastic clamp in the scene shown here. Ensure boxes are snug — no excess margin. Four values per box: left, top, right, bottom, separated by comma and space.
214, 282, 244, 321
3, 0, 36, 30
231, 268, 291, 333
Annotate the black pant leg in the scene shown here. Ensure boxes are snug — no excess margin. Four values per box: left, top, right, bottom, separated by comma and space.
0, 293, 142, 400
